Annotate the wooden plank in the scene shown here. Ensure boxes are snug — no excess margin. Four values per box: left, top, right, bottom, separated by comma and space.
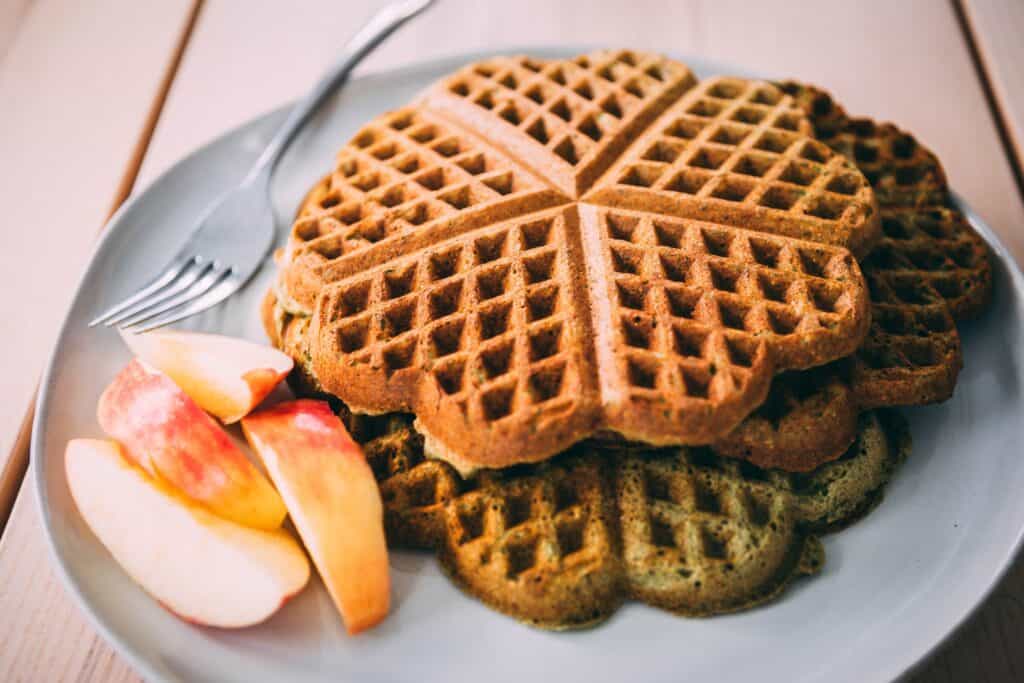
0, 0, 33, 65
923, 558, 1024, 682
0, 0, 201, 668
0, 0, 197, 526
0, 403, 33, 539
136, 0, 701, 184
960, 0, 1024, 188
0, 477, 139, 683
4, 1, 1023, 681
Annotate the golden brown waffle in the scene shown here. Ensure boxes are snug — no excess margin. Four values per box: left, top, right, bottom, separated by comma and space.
264, 295, 910, 624
585, 205, 867, 449
711, 86, 992, 471
301, 205, 868, 472
585, 77, 880, 257
358, 410, 909, 629
784, 86, 991, 406
423, 51, 698, 197
711, 363, 860, 471
270, 52, 880, 472
308, 206, 602, 471
280, 107, 567, 313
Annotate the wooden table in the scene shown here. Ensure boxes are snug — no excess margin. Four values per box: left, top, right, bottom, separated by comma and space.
1, 1, 1022, 680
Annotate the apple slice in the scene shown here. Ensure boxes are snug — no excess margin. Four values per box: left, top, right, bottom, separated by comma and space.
98, 359, 287, 530
65, 439, 309, 628
242, 400, 390, 634
120, 329, 292, 423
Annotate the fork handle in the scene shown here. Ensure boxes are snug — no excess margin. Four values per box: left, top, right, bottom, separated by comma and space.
245, 0, 434, 184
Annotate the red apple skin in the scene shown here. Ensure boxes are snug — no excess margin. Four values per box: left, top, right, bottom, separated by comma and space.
242, 400, 391, 634
97, 359, 287, 530
119, 330, 293, 423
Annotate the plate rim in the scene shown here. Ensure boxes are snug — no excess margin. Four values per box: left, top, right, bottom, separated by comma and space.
30, 46, 1024, 683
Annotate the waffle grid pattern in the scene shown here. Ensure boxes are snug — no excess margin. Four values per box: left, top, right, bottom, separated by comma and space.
589, 78, 877, 252
851, 208, 975, 403
289, 107, 551, 265
359, 410, 907, 628
864, 207, 990, 320
617, 450, 795, 602
707, 84, 992, 472
600, 209, 862, 408
781, 90, 990, 407
443, 456, 610, 584
317, 209, 585, 426
439, 51, 694, 174
273, 54, 884, 470
823, 117, 948, 206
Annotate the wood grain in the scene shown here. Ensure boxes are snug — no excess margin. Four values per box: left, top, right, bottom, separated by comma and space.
0, 0, 197, 524
0, 477, 139, 683
1, 1, 1022, 681
0, 0, 33, 65
961, 0, 1024, 186
136, 0, 703, 184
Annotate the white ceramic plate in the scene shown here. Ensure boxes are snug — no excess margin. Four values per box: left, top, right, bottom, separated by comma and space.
34, 49, 1024, 683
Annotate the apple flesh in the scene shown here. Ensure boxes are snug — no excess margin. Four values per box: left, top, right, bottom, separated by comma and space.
242, 400, 390, 634
120, 329, 292, 423
65, 439, 310, 628
98, 359, 287, 530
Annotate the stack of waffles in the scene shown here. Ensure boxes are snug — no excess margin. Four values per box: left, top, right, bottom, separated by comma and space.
262, 50, 992, 628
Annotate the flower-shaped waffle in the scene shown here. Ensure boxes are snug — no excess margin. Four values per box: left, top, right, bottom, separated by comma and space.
270, 51, 881, 472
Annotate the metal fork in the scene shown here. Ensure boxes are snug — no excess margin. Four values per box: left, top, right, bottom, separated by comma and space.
91, 0, 436, 332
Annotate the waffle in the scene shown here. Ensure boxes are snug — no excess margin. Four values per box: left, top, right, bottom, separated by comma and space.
279, 106, 566, 313
359, 409, 909, 629
585, 76, 880, 257
777, 82, 992, 322
697, 201, 988, 471
271, 52, 879, 472
711, 363, 860, 471
422, 51, 698, 197
810, 116, 949, 209
712, 86, 992, 471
